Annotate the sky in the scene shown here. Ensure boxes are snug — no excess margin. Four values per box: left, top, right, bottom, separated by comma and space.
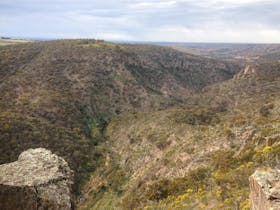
0, 0, 280, 43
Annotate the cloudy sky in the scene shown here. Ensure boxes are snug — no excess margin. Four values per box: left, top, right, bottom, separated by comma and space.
0, 0, 280, 42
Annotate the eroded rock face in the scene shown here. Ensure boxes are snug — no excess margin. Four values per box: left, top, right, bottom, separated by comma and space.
236, 65, 257, 79
0, 148, 74, 210
249, 168, 280, 210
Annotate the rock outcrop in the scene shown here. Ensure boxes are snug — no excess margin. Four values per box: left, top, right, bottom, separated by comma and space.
249, 168, 280, 210
0, 148, 74, 210
236, 65, 257, 79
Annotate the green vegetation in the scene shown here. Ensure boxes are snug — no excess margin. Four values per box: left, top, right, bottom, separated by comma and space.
79, 39, 125, 50
1, 40, 280, 210
0, 40, 238, 197
259, 103, 274, 117
146, 167, 211, 201
174, 106, 220, 125
85, 61, 280, 209
141, 142, 279, 210
0, 109, 109, 194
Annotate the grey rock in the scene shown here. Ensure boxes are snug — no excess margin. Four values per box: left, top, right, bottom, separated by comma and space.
0, 148, 74, 210
249, 168, 280, 210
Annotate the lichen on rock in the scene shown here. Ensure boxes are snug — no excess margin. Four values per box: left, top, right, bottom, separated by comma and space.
249, 167, 280, 210
0, 148, 74, 210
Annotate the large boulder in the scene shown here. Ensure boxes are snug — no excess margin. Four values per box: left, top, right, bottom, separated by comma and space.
249, 168, 280, 210
0, 148, 74, 210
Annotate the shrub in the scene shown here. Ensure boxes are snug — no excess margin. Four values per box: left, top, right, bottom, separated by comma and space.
174, 107, 220, 125
254, 144, 280, 167
210, 150, 236, 171
146, 167, 211, 201
259, 103, 274, 117
225, 128, 235, 139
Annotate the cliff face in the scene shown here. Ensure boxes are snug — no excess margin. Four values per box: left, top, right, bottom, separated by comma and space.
0, 148, 74, 210
249, 168, 280, 210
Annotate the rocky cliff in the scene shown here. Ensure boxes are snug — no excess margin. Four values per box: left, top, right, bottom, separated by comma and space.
0, 148, 74, 210
249, 168, 280, 210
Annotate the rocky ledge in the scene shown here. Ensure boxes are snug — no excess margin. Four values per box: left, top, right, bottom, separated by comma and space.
249, 167, 280, 210
0, 148, 74, 210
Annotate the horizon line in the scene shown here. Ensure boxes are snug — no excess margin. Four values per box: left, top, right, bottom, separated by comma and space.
2, 35, 280, 45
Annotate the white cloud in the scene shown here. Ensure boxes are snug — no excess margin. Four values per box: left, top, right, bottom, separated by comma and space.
212, 0, 261, 3
129, 1, 177, 9
141, 25, 280, 43
0, 0, 280, 42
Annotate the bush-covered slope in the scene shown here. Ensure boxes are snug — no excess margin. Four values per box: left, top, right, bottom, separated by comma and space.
0, 39, 240, 193
79, 62, 280, 210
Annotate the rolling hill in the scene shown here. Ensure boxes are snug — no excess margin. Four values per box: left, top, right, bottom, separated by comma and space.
169, 43, 280, 63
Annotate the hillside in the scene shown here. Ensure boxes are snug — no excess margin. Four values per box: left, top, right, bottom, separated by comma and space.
1, 39, 279, 210
0, 39, 240, 193
79, 62, 280, 209
170, 43, 280, 63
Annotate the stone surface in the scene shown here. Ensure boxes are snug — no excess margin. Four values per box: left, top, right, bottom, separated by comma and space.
236, 65, 257, 79
249, 168, 280, 210
0, 148, 74, 210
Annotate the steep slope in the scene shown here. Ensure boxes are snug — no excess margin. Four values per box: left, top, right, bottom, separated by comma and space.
193, 62, 280, 111
0, 40, 240, 115
0, 39, 240, 193
79, 62, 280, 209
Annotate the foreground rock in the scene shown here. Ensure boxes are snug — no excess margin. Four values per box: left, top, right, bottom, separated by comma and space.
0, 148, 74, 210
249, 168, 280, 210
